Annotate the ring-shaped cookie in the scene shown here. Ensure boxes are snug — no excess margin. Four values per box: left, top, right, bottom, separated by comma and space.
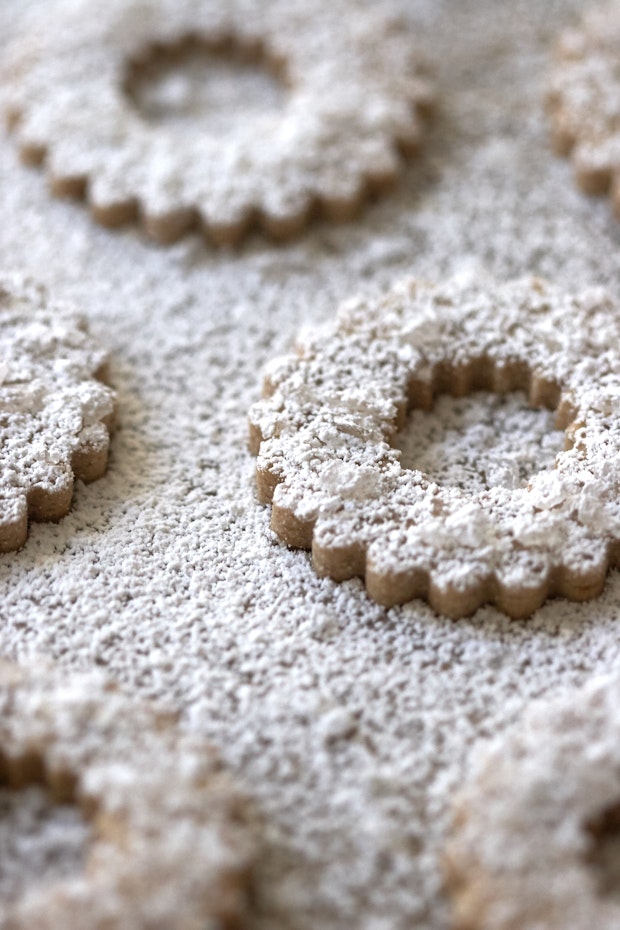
445, 672, 620, 930
2, 0, 433, 246
249, 276, 620, 619
0, 659, 255, 929
0, 274, 116, 552
548, 2, 620, 212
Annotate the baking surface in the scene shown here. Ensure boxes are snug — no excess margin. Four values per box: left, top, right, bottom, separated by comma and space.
2, 1, 620, 928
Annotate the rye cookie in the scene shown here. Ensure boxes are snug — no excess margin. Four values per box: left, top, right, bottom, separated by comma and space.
250, 275, 620, 618
445, 672, 620, 930
2, 0, 433, 245
0, 274, 115, 552
548, 2, 620, 211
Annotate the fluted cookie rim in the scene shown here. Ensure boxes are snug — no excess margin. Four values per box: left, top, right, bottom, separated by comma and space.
2, 0, 434, 247
249, 275, 620, 619
0, 274, 116, 553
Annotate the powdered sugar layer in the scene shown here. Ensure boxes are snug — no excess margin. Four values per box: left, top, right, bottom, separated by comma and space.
0, 787, 91, 905
250, 276, 620, 617
394, 391, 563, 491
0, 658, 255, 930
445, 671, 620, 930
1, 0, 433, 245
0, 274, 115, 551
2, 1, 620, 928
548, 2, 620, 209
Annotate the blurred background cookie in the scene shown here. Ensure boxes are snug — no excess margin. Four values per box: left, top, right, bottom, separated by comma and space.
548, 2, 620, 212
1, 0, 433, 246
445, 671, 620, 930
0, 657, 256, 929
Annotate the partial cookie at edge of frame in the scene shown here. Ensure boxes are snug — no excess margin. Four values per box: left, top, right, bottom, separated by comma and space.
444, 671, 620, 930
548, 1, 620, 211
0, 272, 116, 552
0, 657, 256, 930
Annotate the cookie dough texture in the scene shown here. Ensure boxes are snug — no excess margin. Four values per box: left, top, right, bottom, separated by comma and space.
1, 0, 433, 245
548, 1, 620, 209
445, 672, 620, 930
0, 658, 256, 930
0, 274, 115, 552
249, 276, 620, 619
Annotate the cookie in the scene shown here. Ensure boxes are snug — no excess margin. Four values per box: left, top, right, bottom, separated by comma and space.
444, 672, 620, 930
548, 3, 620, 206
0, 657, 255, 929
0, 273, 116, 552
1, 0, 433, 246
249, 275, 620, 619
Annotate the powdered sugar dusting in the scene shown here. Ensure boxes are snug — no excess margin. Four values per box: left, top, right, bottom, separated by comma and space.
394, 391, 563, 491
0, 787, 91, 906
1, 0, 620, 929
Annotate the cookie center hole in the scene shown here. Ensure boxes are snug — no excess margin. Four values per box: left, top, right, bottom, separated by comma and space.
393, 390, 564, 492
585, 799, 620, 900
0, 786, 91, 905
124, 37, 287, 136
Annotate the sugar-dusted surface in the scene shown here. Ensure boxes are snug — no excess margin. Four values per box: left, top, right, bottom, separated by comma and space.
0, 787, 91, 906
395, 391, 563, 490
2, 1, 620, 928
